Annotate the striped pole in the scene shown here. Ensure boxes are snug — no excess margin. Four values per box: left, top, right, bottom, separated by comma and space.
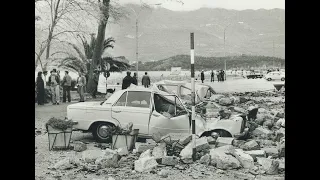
190, 32, 196, 161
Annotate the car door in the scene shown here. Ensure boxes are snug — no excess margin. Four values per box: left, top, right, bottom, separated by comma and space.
148, 93, 190, 137
111, 91, 152, 135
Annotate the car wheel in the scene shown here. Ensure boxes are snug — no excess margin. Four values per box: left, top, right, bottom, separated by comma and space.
267, 78, 272, 81
92, 122, 114, 143
281, 77, 285, 81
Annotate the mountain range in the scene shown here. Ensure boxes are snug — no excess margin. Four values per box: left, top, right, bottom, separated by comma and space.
35, 4, 285, 64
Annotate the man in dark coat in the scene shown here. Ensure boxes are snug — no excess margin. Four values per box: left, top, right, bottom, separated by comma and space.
132, 72, 138, 85
210, 70, 215, 82
200, 70, 205, 83
61, 71, 72, 102
36, 71, 45, 105
221, 70, 225, 82
122, 71, 134, 90
142, 72, 151, 88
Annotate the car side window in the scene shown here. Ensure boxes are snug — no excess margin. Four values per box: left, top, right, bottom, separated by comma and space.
114, 92, 127, 106
126, 91, 151, 108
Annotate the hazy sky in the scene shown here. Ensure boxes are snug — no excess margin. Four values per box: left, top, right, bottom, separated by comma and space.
118, 0, 285, 11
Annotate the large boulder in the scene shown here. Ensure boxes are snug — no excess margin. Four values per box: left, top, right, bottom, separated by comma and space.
219, 97, 234, 106
152, 143, 167, 159
216, 137, 234, 147
179, 138, 210, 162
209, 149, 241, 170
241, 140, 260, 151
95, 149, 119, 168
233, 106, 247, 114
49, 157, 76, 170
82, 150, 102, 163
161, 156, 179, 166
252, 127, 272, 137
232, 149, 254, 169
195, 137, 210, 151
134, 157, 158, 172
257, 157, 279, 175
263, 120, 274, 129
139, 149, 152, 159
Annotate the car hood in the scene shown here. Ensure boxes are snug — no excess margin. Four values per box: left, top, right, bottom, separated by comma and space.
68, 101, 102, 109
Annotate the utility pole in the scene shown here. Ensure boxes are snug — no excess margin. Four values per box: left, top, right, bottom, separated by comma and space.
223, 29, 227, 81
273, 40, 275, 69
190, 33, 196, 162
136, 19, 139, 79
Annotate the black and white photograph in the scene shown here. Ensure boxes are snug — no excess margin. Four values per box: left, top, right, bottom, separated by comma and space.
35, 0, 285, 179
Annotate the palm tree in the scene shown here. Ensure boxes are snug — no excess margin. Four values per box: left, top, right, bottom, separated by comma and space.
58, 34, 130, 94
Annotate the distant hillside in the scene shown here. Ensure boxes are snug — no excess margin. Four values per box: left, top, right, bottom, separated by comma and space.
133, 55, 285, 71
36, 4, 285, 65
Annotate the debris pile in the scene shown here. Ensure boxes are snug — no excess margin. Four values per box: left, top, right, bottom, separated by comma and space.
44, 91, 284, 179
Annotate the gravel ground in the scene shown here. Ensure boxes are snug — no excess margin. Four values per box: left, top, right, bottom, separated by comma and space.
35, 92, 285, 180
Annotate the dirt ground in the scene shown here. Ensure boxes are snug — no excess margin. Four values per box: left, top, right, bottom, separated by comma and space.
35, 94, 285, 180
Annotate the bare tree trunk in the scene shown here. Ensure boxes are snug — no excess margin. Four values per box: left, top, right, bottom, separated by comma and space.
87, 0, 110, 93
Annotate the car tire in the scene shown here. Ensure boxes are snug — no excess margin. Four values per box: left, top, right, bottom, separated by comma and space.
267, 78, 272, 81
92, 122, 114, 143
281, 77, 285, 81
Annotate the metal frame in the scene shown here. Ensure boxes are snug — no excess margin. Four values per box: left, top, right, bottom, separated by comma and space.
46, 125, 73, 151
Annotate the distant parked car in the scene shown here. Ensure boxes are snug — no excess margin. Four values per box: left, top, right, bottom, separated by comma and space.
264, 71, 285, 81
67, 86, 247, 142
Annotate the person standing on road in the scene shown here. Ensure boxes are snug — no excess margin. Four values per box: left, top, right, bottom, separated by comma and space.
103, 70, 110, 98
221, 70, 225, 82
122, 71, 134, 90
36, 71, 45, 105
132, 72, 138, 85
142, 72, 151, 88
77, 72, 86, 102
61, 71, 72, 103
210, 70, 215, 82
201, 70, 205, 83
48, 69, 60, 105
217, 70, 220, 82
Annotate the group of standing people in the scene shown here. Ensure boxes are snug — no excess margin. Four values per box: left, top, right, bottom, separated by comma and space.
121, 71, 151, 89
200, 70, 226, 83
36, 68, 87, 105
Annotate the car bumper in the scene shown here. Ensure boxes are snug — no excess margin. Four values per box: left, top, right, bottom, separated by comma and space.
233, 128, 249, 139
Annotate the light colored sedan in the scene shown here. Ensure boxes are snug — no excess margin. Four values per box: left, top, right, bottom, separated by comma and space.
67, 86, 247, 142
264, 71, 285, 81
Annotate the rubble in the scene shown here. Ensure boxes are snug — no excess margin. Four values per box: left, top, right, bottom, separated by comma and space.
199, 154, 211, 166
209, 148, 241, 170
252, 127, 272, 137
82, 150, 102, 163
210, 94, 225, 102
152, 143, 167, 159
216, 137, 234, 147
134, 157, 158, 172
262, 147, 279, 157
73, 141, 87, 152
257, 157, 279, 175
232, 149, 254, 169
161, 156, 179, 166
244, 150, 266, 159
95, 149, 119, 168
139, 149, 152, 159
275, 118, 285, 128
241, 140, 260, 151
158, 169, 169, 178
116, 147, 129, 156
135, 142, 156, 153
219, 97, 234, 106
160, 133, 192, 146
